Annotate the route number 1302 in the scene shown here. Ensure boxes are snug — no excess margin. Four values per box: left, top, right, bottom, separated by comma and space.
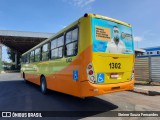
109, 63, 121, 69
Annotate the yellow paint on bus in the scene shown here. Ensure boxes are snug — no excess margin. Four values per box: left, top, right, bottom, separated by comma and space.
21, 13, 134, 98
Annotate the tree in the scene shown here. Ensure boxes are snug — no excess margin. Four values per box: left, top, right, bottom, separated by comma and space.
7, 48, 21, 70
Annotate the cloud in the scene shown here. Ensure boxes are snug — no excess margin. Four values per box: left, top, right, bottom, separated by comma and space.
62, 25, 66, 28
64, 0, 95, 7
134, 36, 143, 42
61, 25, 66, 28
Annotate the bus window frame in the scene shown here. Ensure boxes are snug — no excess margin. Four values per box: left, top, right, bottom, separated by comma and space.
34, 47, 41, 62
22, 53, 30, 64
29, 51, 35, 63
41, 43, 50, 61
50, 34, 64, 60
64, 25, 79, 57
27, 53, 30, 64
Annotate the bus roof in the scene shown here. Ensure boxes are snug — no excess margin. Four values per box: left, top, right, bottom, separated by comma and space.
85, 13, 132, 27
22, 13, 132, 56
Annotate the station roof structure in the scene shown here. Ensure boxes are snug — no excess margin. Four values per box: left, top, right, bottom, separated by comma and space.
0, 30, 53, 53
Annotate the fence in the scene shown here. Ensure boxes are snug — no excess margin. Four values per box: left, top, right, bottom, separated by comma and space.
135, 56, 160, 82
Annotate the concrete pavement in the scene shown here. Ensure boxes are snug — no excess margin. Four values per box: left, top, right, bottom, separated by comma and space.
0, 73, 159, 120
133, 84, 160, 96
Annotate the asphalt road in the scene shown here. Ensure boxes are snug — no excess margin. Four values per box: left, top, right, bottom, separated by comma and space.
0, 73, 159, 120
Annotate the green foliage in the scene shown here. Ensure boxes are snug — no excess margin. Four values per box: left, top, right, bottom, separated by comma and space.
7, 48, 21, 70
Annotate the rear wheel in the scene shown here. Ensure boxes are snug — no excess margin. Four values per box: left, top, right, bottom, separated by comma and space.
23, 73, 28, 83
40, 76, 47, 94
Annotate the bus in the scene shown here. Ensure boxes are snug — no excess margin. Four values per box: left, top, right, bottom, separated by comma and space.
21, 13, 135, 98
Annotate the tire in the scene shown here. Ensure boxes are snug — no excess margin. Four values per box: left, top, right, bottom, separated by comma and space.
23, 73, 28, 83
40, 76, 47, 94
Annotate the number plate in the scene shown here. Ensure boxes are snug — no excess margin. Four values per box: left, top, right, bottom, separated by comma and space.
110, 73, 119, 78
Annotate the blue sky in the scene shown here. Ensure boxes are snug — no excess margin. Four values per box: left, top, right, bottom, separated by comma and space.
0, 0, 160, 61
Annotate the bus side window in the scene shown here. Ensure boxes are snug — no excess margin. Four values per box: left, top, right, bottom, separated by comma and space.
51, 39, 58, 59
65, 27, 78, 57
35, 48, 41, 62
51, 35, 64, 59
30, 51, 35, 63
26, 54, 29, 63
42, 43, 49, 61
57, 36, 64, 58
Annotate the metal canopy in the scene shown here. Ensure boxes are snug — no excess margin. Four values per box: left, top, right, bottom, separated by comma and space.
0, 30, 53, 53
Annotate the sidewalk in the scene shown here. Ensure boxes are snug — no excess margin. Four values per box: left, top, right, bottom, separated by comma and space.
133, 84, 160, 96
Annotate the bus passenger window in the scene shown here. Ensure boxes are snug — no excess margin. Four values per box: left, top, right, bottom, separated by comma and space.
72, 28, 78, 41
66, 42, 77, 56
51, 48, 58, 59
51, 35, 64, 59
57, 36, 64, 47
65, 27, 78, 57
66, 31, 72, 44
51, 39, 57, 49
35, 48, 41, 62
27, 54, 30, 63
30, 51, 35, 62
157, 51, 159, 54
58, 47, 63, 57
42, 43, 49, 61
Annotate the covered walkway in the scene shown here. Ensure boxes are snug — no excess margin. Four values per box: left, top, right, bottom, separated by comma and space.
0, 30, 53, 72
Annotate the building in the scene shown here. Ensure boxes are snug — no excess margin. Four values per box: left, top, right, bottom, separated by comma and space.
137, 46, 160, 57
135, 46, 160, 82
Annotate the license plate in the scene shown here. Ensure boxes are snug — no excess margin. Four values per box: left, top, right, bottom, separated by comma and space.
110, 73, 119, 78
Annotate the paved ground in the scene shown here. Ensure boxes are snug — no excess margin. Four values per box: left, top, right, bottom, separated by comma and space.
134, 80, 160, 95
135, 85, 160, 92
0, 73, 160, 120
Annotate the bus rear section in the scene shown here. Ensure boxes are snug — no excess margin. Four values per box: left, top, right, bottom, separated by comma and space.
80, 16, 134, 97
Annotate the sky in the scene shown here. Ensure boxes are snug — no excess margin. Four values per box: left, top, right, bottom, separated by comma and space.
0, 0, 160, 62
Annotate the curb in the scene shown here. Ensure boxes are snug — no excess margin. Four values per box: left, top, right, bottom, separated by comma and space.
131, 87, 160, 96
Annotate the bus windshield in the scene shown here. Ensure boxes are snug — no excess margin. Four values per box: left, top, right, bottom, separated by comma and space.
92, 18, 134, 54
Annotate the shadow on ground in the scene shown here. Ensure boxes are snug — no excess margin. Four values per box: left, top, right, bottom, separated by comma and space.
0, 80, 118, 118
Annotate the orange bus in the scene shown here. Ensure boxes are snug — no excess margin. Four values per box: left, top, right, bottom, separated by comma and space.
21, 13, 134, 98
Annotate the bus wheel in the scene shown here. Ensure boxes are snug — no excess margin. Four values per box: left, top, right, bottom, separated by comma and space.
23, 73, 28, 83
40, 76, 47, 94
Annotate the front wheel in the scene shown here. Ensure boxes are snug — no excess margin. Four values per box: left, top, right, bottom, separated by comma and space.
40, 76, 47, 94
